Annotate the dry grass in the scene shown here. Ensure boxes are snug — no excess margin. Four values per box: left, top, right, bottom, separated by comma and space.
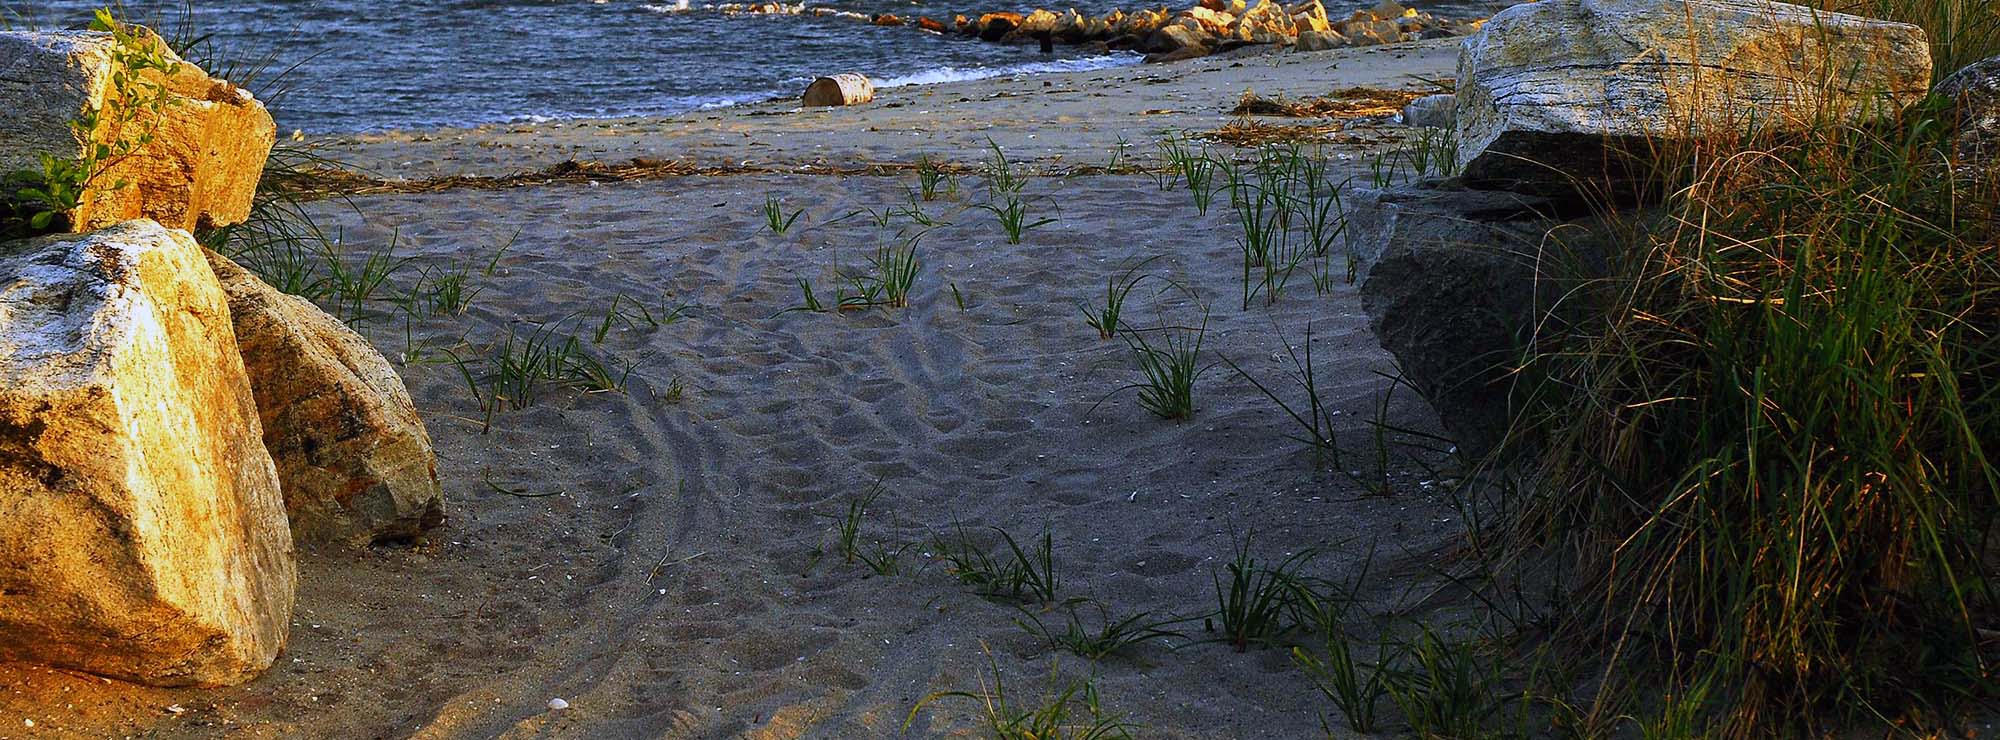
264, 157, 1158, 200
1228, 87, 1435, 119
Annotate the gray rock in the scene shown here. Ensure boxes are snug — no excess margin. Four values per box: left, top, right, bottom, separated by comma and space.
1402, 93, 1455, 129
1455, 0, 1932, 194
1355, 183, 1596, 457
1936, 54, 2000, 182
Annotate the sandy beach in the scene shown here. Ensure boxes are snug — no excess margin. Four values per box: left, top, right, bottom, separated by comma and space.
0, 40, 1474, 739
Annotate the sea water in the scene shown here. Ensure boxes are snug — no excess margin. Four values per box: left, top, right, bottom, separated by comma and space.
5, 0, 1493, 134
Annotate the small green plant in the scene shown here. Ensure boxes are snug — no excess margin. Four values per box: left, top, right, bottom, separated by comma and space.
980, 195, 1057, 244
1222, 324, 1342, 465
447, 318, 634, 432
1294, 629, 1396, 734
1382, 627, 1498, 739
7, 9, 182, 236
897, 193, 949, 227
1116, 314, 1210, 422
826, 482, 883, 565
763, 194, 804, 234
590, 292, 682, 343
1016, 602, 1186, 661
1207, 536, 1315, 651
1078, 257, 1157, 340
812, 481, 911, 576
916, 155, 957, 201
322, 236, 409, 323
906, 649, 1137, 739
1229, 171, 1308, 309
865, 238, 921, 308
933, 524, 1064, 605
982, 138, 1027, 197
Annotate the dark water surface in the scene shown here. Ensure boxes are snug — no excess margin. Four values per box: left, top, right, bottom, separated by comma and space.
6, 0, 1495, 133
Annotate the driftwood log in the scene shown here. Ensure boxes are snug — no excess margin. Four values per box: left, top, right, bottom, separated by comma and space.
802, 73, 875, 107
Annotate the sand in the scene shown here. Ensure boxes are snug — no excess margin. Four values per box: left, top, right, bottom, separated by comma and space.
0, 40, 1475, 739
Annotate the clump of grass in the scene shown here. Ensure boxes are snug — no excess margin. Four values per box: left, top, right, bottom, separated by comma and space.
866, 238, 922, 308
447, 317, 634, 432
916, 154, 958, 201
906, 648, 1138, 739
933, 524, 1065, 605
1016, 602, 1187, 661
1117, 314, 1210, 421
812, 481, 911, 576
1157, 134, 1219, 212
1381, 627, 1502, 738
1078, 257, 1157, 340
1498, 68, 2000, 734
980, 195, 1057, 244
1294, 624, 1395, 733
763, 194, 804, 234
784, 236, 923, 313
323, 236, 410, 323
982, 139, 1027, 197
406, 237, 510, 316
1207, 536, 1316, 651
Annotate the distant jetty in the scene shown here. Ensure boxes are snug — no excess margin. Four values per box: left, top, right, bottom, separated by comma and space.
698, 0, 1484, 62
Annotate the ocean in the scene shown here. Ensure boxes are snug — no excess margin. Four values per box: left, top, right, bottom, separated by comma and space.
5, 0, 1491, 134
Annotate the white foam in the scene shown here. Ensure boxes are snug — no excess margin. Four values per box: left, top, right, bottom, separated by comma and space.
874, 53, 1144, 88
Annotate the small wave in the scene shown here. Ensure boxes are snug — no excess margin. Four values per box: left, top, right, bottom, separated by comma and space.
874, 53, 1144, 88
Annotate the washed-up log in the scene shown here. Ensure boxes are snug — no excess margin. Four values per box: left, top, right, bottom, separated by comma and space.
802, 73, 876, 107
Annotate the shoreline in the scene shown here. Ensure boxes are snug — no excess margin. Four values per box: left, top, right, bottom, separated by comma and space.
312, 37, 1461, 181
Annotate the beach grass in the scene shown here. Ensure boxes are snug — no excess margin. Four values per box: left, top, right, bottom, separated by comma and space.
907, 649, 1138, 739
1118, 316, 1209, 422
1015, 602, 1187, 661
1078, 257, 1157, 340
1223, 324, 1344, 465
1207, 537, 1316, 652
1487, 24, 2000, 734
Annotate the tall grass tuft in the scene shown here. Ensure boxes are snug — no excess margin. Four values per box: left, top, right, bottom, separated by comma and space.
1502, 86, 2000, 732
1822, 0, 2000, 77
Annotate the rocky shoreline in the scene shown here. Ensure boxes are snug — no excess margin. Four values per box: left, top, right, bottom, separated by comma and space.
707, 0, 1482, 62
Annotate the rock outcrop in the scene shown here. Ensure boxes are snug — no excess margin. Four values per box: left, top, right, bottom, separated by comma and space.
0, 220, 294, 686
1352, 185, 1595, 457
206, 251, 445, 547
0, 28, 276, 233
1402, 93, 1455, 129
1936, 54, 2000, 183
1454, 0, 1931, 192
706, 0, 1480, 63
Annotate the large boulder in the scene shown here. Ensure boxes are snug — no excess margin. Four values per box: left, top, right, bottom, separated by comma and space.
1935, 54, 2000, 184
1296, 28, 1347, 52
1403, 93, 1456, 129
0, 28, 276, 233
976, 12, 1024, 42
1146, 29, 1214, 63
1455, 0, 1932, 192
204, 251, 445, 547
1353, 184, 1594, 457
1229, 0, 1297, 44
0, 220, 294, 686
